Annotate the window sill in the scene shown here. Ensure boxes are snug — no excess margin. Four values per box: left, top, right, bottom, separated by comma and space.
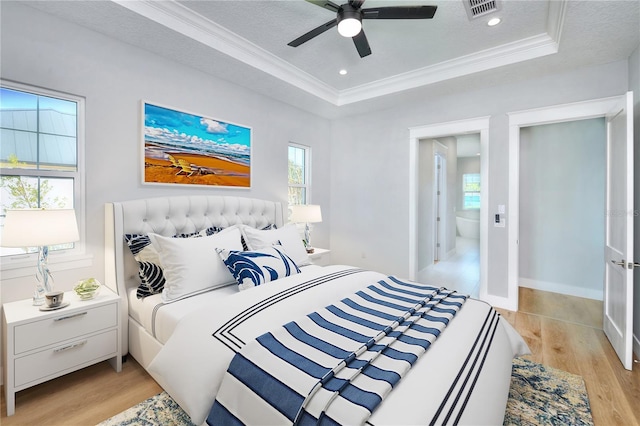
0, 252, 94, 280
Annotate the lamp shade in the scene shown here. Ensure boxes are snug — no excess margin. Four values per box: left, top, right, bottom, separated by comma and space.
290, 204, 322, 224
1, 209, 79, 247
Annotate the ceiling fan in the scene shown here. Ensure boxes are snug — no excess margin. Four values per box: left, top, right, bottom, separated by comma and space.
287, 0, 437, 58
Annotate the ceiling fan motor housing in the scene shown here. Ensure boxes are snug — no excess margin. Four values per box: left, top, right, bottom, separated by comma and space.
337, 4, 363, 37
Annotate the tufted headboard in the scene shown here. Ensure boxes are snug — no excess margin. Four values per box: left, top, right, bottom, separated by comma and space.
104, 195, 285, 352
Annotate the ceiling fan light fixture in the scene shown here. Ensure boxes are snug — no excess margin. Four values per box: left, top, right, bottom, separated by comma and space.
337, 6, 362, 37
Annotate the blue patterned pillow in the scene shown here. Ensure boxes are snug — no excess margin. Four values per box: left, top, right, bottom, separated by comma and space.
125, 226, 223, 298
217, 245, 301, 291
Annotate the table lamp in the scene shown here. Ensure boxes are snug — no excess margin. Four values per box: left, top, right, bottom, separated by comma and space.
289, 204, 322, 253
1, 208, 80, 305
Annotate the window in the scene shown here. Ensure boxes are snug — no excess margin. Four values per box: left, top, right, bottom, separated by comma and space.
288, 143, 310, 205
0, 81, 85, 262
462, 173, 480, 209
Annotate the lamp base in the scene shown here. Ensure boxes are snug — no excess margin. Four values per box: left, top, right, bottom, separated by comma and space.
34, 245, 54, 306
33, 291, 45, 306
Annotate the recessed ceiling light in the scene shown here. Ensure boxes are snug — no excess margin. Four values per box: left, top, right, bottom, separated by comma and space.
487, 17, 501, 26
339, 69, 348, 75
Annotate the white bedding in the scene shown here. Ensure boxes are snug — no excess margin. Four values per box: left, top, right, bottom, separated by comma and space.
126, 286, 235, 344
148, 265, 529, 425
128, 265, 324, 344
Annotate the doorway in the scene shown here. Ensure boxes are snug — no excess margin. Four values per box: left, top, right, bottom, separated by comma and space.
507, 93, 635, 369
409, 117, 489, 299
518, 118, 606, 301
416, 135, 481, 296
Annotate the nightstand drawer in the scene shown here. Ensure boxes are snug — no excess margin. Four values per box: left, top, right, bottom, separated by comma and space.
14, 303, 117, 355
14, 329, 117, 387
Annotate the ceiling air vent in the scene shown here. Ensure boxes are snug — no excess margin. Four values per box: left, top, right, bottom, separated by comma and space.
464, 0, 501, 20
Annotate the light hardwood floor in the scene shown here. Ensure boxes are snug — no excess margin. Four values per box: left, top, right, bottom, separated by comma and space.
498, 286, 640, 426
1, 358, 162, 426
1, 289, 639, 425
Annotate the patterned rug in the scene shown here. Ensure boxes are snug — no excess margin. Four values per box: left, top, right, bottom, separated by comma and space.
99, 357, 593, 426
504, 357, 593, 426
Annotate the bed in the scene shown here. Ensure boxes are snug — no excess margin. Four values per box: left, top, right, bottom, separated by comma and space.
104, 195, 528, 426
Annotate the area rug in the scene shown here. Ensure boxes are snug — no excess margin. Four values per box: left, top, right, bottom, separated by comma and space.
99, 357, 593, 426
504, 357, 593, 426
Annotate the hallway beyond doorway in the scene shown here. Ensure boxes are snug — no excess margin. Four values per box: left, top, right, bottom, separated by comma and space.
418, 237, 479, 298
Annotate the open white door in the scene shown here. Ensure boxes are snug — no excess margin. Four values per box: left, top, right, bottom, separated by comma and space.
604, 91, 634, 370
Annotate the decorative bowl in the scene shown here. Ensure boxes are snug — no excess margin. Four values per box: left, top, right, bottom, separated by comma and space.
74, 278, 101, 300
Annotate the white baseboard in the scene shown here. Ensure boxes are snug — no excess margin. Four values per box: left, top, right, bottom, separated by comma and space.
519, 277, 603, 301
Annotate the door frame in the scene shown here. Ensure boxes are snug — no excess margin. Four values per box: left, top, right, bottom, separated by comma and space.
433, 147, 447, 262
507, 94, 630, 311
408, 116, 490, 298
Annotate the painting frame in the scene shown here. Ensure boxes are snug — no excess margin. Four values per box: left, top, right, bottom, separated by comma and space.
141, 101, 252, 189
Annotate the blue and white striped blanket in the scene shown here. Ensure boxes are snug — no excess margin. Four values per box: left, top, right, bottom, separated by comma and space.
208, 276, 467, 425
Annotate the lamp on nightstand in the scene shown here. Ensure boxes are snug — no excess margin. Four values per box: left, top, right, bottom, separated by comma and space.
1, 208, 79, 306
290, 204, 322, 253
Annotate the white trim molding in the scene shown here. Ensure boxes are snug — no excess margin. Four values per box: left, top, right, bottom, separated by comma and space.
111, 0, 567, 106
519, 278, 603, 301
340, 33, 559, 106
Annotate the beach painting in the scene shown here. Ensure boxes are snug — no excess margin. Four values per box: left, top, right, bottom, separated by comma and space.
142, 102, 251, 188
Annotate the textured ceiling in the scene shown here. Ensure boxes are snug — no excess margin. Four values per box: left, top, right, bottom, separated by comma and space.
22, 0, 640, 118
178, 0, 548, 89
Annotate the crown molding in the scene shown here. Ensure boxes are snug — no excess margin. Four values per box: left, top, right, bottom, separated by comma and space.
112, 0, 340, 105
112, 0, 566, 107
338, 32, 559, 105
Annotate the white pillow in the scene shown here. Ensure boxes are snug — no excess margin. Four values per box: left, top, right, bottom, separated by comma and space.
149, 226, 244, 303
241, 223, 310, 266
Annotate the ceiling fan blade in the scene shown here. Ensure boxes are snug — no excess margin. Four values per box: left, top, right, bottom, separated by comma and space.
352, 30, 371, 58
362, 5, 437, 19
305, 0, 341, 13
288, 19, 338, 47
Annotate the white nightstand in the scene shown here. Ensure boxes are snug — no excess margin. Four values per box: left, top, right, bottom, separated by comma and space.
2, 287, 122, 416
308, 248, 331, 266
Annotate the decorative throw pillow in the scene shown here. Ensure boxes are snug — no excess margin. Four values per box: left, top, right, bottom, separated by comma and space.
124, 225, 223, 298
149, 226, 244, 303
241, 223, 310, 267
217, 245, 301, 291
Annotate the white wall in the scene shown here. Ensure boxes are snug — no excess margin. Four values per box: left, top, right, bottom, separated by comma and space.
329, 60, 630, 301
0, 1, 333, 379
518, 119, 606, 300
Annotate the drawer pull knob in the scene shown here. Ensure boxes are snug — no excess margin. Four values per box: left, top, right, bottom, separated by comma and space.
54, 340, 87, 353
54, 312, 87, 322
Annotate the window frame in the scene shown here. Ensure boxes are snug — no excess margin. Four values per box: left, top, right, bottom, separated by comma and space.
288, 142, 311, 206
462, 172, 481, 210
0, 80, 90, 278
